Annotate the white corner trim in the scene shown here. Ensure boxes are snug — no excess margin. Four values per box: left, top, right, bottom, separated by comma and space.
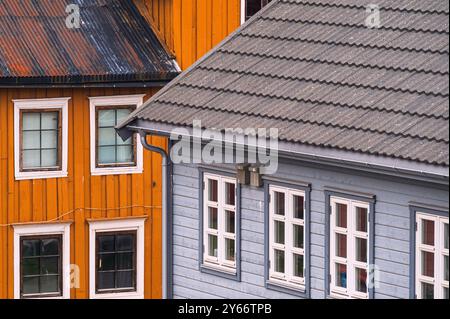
88, 218, 146, 299
89, 95, 145, 176
13, 98, 70, 181
13, 222, 72, 299
240, 0, 246, 25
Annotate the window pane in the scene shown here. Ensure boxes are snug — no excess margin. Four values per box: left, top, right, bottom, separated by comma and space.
336, 203, 347, 228
208, 179, 218, 202
293, 224, 304, 249
274, 191, 285, 216
41, 131, 57, 149
208, 235, 218, 257
41, 112, 58, 130
22, 112, 40, 130
22, 277, 39, 295
40, 257, 59, 274
41, 149, 57, 167
117, 253, 133, 270
116, 271, 133, 288
22, 258, 39, 276
355, 268, 367, 293
421, 282, 434, 299
274, 249, 285, 273
293, 195, 304, 220
225, 182, 235, 206
97, 272, 115, 290
444, 287, 449, 299
225, 238, 235, 262
117, 134, 133, 146
41, 237, 60, 255
421, 251, 434, 277
98, 235, 115, 252
274, 221, 285, 245
356, 238, 367, 263
116, 108, 132, 122
208, 207, 218, 230
98, 146, 116, 164
98, 110, 116, 127
445, 223, 449, 249
293, 254, 304, 278
40, 275, 59, 293
23, 150, 41, 168
336, 233, 347, 258
336, 263, 347, 288
23, 131, 40, 149
22, 239, 41, 257
98, 128, 116, 146
356, 207, 368, 232
225, 210, 235, 234
98, 253, 115, 271
422, 219, 435, 246
116, 145, 134, 163
116, 234, 134, 252
445, 255, 449, 281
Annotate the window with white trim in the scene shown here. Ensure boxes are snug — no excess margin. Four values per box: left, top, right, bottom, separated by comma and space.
416, 213, 449, 299
14, 98, 69, 180
330, 196, 369, 299
89, 95, 144, 176
268, 186, 305, 289
241, 0, 272, 23
203, 173, 237, 273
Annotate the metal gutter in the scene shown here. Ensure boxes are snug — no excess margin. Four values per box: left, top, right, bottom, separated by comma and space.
0, 80, 174, 89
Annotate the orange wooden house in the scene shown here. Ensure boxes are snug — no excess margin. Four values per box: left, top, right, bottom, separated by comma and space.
0, 0, 269, 299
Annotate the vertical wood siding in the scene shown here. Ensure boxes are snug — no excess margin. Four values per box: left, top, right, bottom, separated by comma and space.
0, 88, 165, 299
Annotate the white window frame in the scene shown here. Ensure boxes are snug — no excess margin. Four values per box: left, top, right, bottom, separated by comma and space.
202, 173, 237, 274
268, 186, 306, 290
89, 95, 145, 176
88, 218, 145, 299
330, 196, 369, 299
13, 222, 71, 299
240, 0, 271, 24
416, 212, 449, 299
13, 98, 70, 180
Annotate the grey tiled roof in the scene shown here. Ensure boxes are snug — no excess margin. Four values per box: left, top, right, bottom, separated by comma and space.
126, 0, 449, 166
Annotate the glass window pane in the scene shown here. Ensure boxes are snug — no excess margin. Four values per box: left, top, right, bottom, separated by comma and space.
116, 108, 132, 122
225, 210, 235, 234
41, 112, 58, 130
98, 128, 117, 146
98, 235, 115, 252
98, 146, 116, 164
117, 253, 133, 270
208, 235, 218, 257
22, 258, 39, 276
98, 110, 116, 127
421, 282, 434, 299
22, 240, 41, 257
274, 249, 285, 273
208, 207, 218, 230
293, 195, 304, 220
41, 130, 58, 149
336, 263, 347, 288
22, 113, 40, 130
116, 271, 133, 288
208, 179, 218, 202
336, 233, 347, 258
225, 239, 235, 262
336, 203, 347, 228
355, 268, 367, 293
444, 255, 449, 282
23, 131, 40, 149
445, 223, 449, 250
422, 251, 434, 277
356, 207, 368, 233
116, 234, 134, 251
293, 254, 304, 278
444, 287, 449, 299
40, 257, 59, 274
98, 253, 115, 271
356, 238, 367, 263
97, 272, 115, 290
40, 275, 59, 293
23, 150, 41, 168
117, 134, 133, 146
274, 221, 285, 245
422, 219, 435, 246
41, 149, 57, 167
293, 224, 304, 249
22, 277, 39, 295
42, 237, 60, 255
274, 191, 285, 216
117, 145, 134, 163
225, 182, 235, 206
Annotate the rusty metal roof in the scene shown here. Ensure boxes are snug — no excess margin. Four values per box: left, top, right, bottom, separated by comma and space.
0, 0, 180, 87
120, 0, 449, 167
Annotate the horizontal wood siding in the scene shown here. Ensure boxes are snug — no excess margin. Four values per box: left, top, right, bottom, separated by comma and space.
171, 160, 449, 299
0, 88, 165, 299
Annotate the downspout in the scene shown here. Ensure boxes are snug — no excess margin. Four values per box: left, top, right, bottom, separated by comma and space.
139, 131, 169, 300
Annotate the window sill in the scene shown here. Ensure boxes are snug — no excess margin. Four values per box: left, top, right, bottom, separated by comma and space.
91, 166, 143, 176
90, 291, 144, 299
200, 263, 240, 281
329, 291, 368, 300
15, 171, 68, 181
266, 280, 307, 297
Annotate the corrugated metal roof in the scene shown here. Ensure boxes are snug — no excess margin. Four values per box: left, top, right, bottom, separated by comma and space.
0, 0, 179, 86
121, 0, 449, 166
